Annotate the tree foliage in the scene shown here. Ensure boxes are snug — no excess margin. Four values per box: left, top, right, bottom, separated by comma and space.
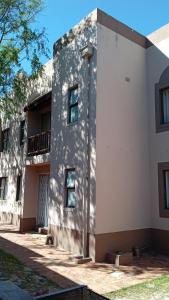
0, 0, 49, 118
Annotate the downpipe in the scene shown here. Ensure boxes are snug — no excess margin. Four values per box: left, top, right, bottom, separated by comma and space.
80, 44, 93, 258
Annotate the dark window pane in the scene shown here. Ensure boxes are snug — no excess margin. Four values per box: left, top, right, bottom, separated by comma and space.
68, 86, 79, 124
65, 169, 76, 208
2, 129, 9, 151
162, 89, 169, 124
16, 175, 22, 202
0, 178, 7, 200
20, 120, 25, 146
67, 190, 76, 207
66, 170, 75, 188
165, 171, 169, 209
70, 105, 78, 123
69, 88, 78, 105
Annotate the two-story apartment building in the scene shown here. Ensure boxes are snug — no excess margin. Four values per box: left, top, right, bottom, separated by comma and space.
1, 9, 169, 261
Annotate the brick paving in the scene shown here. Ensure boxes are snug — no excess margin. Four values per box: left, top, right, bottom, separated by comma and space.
0, 224, 169, 294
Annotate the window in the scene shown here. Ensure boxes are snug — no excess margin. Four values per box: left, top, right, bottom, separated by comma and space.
155, 65, 169, 132
65, 169, 76, 208
1, 129, 9, 151
68, 86, 78, 124
164, 171, 169, 209
16, 175, 22, 202
20, 120, 25, 146
161, 89, 169, 124
0, 177, 7, 200
158, 162, 169, 218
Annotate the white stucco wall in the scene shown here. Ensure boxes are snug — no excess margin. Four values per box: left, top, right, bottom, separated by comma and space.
49, 14, 97, 235
147, 34, 169, 230
0, 59, 53, 222
95, 24, 151, 234
0, 118, 25, 220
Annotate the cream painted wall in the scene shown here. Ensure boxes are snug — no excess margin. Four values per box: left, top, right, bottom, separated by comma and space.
22, 167, 38, 219
23, 165, 50, 219
96, 24, 151, 234
3, 9, 169, 240
147, 35, 169, 230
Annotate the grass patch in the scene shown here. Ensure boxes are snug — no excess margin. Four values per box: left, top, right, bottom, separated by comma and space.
0, 248, 22, 264
0, 248, 60, 296
106, 275, 169, 300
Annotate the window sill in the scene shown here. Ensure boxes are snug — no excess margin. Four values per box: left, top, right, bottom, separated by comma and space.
66, 121, 79, 128
15, 201, 22, 206
0, 150, 9, 155
64, 207, 76, 212
156, 123, 169, 133
159, 208, 169, 218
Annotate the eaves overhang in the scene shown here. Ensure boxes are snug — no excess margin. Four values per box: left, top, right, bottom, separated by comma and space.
24, 91, 52, 112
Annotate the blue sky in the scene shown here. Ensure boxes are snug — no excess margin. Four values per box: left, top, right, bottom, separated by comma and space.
35, 0, 169, 60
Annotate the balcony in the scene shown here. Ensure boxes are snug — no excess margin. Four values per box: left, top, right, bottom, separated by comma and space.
27, 131, 51, 156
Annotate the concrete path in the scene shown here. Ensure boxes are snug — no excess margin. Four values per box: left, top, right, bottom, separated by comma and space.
0, 224, 169, 295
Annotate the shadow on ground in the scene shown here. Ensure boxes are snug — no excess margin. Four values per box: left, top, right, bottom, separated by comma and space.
1, 224, 169, 295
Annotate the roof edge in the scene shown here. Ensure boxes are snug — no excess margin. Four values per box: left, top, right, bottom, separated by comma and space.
53, 9, 97, 57
147, 23, 169, 45
53, 8, 153, 56
97, 9, 152, 49
24, 91, 52, 112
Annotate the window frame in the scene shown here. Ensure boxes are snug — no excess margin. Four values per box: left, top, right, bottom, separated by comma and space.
158, 162, 169, 218
16, 175, 22, 202
160, 88, 169, 125
155, 85, 169, 132
0, 177, 7, 200
1, 128, 9, 152
20, 120, 25, 146
155, 65, 169, 133
67, 85, 79, 124
65, 168, 76, 208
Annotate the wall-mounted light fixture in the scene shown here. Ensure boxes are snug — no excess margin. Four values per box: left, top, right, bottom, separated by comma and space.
80, 43, 93, 59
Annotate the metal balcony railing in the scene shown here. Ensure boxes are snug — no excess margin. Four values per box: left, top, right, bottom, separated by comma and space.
27, 131, 51, 156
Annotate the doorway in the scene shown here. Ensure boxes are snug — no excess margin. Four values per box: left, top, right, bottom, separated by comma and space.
37, 175, 49, 227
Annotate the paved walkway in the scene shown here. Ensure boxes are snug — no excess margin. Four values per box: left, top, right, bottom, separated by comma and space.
0, 225, 169, 295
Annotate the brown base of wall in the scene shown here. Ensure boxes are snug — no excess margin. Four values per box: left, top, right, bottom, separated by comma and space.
1, 217, 167, 261
49, 224, 98, 260
95, 228, 152, 261
94, 228, 169, 261
0, 212, 20, 227
48, 225, 153, 262
151, 228, 169, 255
49, 224, 84, 256
20, 218, 36, 233
0, 212, 36, 233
